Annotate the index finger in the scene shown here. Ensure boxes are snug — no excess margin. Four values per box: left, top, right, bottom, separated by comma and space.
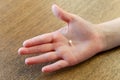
23, 33, 53, 47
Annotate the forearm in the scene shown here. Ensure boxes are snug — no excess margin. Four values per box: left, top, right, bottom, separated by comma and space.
99, 18, 120, 51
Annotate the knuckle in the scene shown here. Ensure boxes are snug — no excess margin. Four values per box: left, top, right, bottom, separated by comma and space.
48, 54, 56, 61
56, 47, 67, 57
44, 54, 50, 62
67, 57, 78, 66
44, 53, 57, 62
57, 63, 63, 68
57, 61, 66, 68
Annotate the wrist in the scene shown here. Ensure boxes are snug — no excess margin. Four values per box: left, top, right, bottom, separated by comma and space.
96, 24, 109, 51
92, 24, 107, 52
97, 22, 120, 51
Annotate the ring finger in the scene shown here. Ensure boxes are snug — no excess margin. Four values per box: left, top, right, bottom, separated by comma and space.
25, 52, 60, 65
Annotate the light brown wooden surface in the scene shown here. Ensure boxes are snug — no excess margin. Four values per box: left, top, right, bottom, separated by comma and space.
0, 0, 120, 80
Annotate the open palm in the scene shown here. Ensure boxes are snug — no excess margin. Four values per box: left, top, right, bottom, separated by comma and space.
18, 4, 104, 72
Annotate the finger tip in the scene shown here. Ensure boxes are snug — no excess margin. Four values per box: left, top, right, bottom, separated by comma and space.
25, 59, 29, 65
42, 67, 50, 73
51, 4, 70, 23
42, 68, 45, 72
25, 58, 35, 65
18, 47, 27, 55
23, 40, 31, 47
23, 40, 27, 47
52, 4, 57, 9
18, 48, 22, 55
52, 4, 59, 16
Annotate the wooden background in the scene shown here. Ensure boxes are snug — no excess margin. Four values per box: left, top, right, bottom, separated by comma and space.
0, 0, 120, 80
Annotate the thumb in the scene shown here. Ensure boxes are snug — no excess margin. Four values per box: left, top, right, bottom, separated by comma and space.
52, 4, 74, 23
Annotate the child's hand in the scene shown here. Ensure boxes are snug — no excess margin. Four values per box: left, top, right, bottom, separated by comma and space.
18, 4, 105, 72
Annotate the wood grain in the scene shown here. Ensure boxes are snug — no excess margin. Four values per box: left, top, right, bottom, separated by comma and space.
0, 0, 120, 80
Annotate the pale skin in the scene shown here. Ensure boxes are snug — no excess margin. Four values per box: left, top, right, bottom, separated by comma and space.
18, 4, 120, 73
